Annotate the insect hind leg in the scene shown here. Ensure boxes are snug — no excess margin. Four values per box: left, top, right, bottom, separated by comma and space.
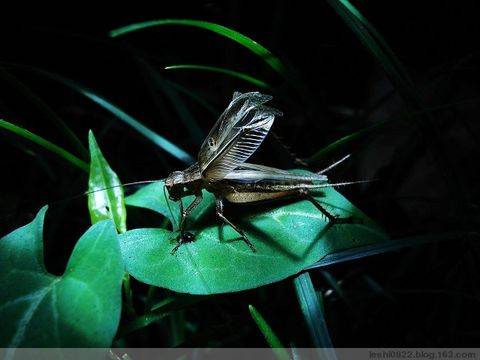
299, 188, 361, 225
216, 198, 256, 252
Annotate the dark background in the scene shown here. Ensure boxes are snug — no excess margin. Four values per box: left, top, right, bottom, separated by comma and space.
1, 0, 480, 347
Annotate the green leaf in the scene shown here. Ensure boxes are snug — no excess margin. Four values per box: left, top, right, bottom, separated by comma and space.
110, 19, 286, 75
0, 207, 124, 348
294, 272, 336, 358
249, 305, 290, 360
121, 172, 388, 294
165, 64, 271, 89
0, 118, 89, 172
88, 130, 127, 233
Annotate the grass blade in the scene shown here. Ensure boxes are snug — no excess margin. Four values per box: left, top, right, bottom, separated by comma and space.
165, 64, 271, 89
117, 295, 207, 338
326, 0, 419, 108
88, 130, 127, 233
136, 58, 204, 145
0, 62, 193, 164
0, 118, 89, 172
0, 69, 89, 159
110, 19, 286, 75
49, 72, 194, 164
293, 272, 337, 358
305, 231, 468, 270
165, 79, 219, 116
116, 312, 168, 338
248, 305, 290, 360
308, 119, 387, 165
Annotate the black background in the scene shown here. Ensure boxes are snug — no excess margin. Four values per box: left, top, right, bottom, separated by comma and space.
1, 0, 480, 347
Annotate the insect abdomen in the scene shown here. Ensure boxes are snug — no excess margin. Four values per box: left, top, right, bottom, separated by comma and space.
225, 190, 298, 203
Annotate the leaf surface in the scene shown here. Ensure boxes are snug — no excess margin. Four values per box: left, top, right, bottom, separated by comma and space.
122, 172, 388, 294
88, 131, 127, 233
0, 207, 124, 348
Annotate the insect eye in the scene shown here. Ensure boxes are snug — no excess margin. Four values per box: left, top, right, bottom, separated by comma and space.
208, 137, 216, 148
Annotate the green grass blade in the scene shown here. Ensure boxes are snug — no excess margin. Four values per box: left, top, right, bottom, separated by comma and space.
0, 118, 89, 172
308, 119, 387, 166
165, 64, 271, 89
88, 130, 127, 233
136, 58, 204, 144
110, 19, 286, 75
165, 79, 219, 116
116, 312, 168, 338
305, 231, 467, 270
117, 295, 207, 338
326, 0, 419, 108
248, 305, 290, 360
0, 62, 193, 164
308, 99, 477, 165
0, 69, 89, 159
80, 87, 193, 164
293, 272, 336, 357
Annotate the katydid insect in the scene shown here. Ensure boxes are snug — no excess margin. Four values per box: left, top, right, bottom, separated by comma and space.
164, 91, 366, 253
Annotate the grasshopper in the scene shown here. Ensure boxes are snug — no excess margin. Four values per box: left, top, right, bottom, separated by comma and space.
164, 91, 364, 253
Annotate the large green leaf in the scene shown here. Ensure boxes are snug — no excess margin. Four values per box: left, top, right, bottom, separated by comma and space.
122, 172, 388, 294
0, 207, 124, 348
88, 131, 127, 233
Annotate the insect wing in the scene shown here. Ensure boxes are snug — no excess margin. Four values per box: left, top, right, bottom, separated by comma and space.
198, 91, 282, 180
224, 163, 328, 184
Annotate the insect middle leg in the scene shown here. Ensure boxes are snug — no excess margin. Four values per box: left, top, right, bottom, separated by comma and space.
216, 197, 256, 252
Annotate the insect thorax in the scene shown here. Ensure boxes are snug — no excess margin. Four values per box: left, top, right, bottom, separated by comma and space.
165, 163, 203, 200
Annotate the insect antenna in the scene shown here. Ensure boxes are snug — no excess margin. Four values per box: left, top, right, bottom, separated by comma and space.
51, 179, 164, 206
318, 154, 351, 174
163, 184, 178, 229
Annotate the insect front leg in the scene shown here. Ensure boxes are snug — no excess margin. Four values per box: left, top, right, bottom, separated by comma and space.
178, 193, 203, 233
215, 197, 256, 252
298, 188, 361, 224
171, 193, 203, 254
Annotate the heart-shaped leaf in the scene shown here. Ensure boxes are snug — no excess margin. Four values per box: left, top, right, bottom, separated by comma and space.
88, 130, 126, 233
122, 173, 389, 294
0, 206, 124, 348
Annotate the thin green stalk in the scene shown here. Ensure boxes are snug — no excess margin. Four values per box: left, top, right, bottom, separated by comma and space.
123, 274, 137, 318
0, 118, 89, 172
248, 305, 290, 360
165, 64, 271, 89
